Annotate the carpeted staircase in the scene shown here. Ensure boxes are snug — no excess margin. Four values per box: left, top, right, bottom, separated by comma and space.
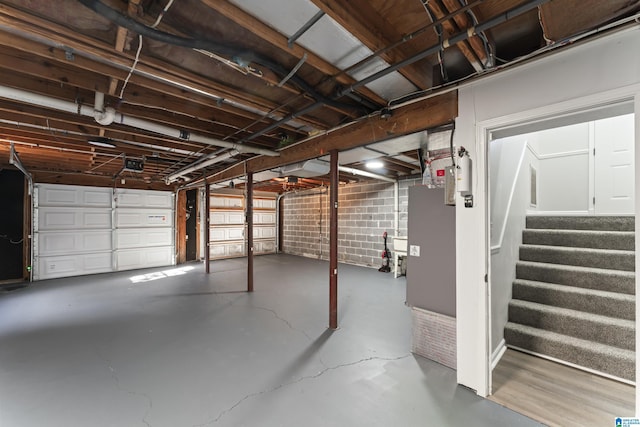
504, 215, 635, 382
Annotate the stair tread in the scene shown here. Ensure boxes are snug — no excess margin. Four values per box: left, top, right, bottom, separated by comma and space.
509, 299, 634, 328
521, 244, 634, 255
525, 229, 635, 236
526, 215, 635, 231
513, 279, 635, 301
516, 260, 636, 277
505, 322, 635, 358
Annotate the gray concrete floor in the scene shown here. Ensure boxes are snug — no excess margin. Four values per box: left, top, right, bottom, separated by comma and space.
0, 254, 540, 427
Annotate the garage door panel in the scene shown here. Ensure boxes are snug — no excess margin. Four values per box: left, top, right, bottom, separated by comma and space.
37, 252, 112, 280
39, 230, 111, 255
253, 226, 275, 239
116, 209, 172, 228
37, 184, 112, 208
254, 212, 275, 224
115, 228, 172, 249
210, 211, 244, 225
255, 198, 276, 209
38, 208, 112, 230
210, 196, 243, 208
117, 190, 173, 208
210, 227, 244, 241
116, 246, 174, 270
209, 242, 245, 258
255, 240, 276, 254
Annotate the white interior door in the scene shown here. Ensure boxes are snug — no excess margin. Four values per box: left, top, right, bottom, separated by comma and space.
594, 113, 635, 215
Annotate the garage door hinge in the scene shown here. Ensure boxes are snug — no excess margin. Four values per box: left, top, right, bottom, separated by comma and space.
484, 274, 488, 283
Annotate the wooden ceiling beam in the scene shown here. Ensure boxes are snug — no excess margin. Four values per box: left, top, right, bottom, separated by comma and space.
199, 0, 387, 107
205, 90, 457, 184
310, 0, 433, 89
0, 4, 332, 131
0, 28, 328, 134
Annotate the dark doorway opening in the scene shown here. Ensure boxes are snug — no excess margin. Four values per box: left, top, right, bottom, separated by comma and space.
0, 169, 25, 281
186, 189, 197, 261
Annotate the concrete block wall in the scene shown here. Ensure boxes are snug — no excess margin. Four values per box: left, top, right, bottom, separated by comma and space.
282, 176, 422, 268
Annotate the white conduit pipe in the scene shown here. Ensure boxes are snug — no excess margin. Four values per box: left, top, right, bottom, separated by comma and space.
337, 165, 396, 183
0, 119, 203, 157
166, 150, 239, 184
0, 85, 280, 158
394, 181, 399, 236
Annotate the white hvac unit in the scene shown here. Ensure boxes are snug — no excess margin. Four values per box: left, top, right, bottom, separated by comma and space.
280, 159, 330, 178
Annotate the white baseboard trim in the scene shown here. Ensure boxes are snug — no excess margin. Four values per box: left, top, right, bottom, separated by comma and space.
491, 339, 507, 371
507, 345, 636, 386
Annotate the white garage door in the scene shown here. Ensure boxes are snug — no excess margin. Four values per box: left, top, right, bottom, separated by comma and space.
208, 191, 277, 260
114, 189, 174, 271
34, 184, 175, 280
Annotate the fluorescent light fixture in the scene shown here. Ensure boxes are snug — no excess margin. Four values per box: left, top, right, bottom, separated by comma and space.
88, 137, 116, 148
365, 160, 384, 169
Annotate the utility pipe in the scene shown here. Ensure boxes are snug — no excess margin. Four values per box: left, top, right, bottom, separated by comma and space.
166, 150, 239, 184
338, 0, 550, 96
241, 0, 551, 144
394, 181, 399, 237
275, 186, 327, 253
0, 119, 203, 157
337, 165, 396, 183
0, 85, 280, 157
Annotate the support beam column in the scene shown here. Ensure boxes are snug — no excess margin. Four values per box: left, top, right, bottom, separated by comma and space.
205, 182, 210, 274
329, 149, 338, 329
247, 171, 254, 292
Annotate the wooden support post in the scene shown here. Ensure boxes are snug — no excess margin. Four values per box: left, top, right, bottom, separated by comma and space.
205, 183, 210, 274
329, 149, 338, 329
247, 171, 254, 292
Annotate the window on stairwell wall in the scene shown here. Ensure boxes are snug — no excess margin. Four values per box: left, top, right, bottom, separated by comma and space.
529, 165, 537, 208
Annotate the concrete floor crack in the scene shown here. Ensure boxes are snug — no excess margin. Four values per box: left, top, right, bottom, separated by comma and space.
251, 305, 314, 341
193, 353, 410, 426
95, 349, 154, 427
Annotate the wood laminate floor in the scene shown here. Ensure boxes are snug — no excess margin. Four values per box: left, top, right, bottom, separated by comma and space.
490, 349, 635, 426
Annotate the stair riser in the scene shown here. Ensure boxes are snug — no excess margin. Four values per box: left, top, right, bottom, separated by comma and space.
505, 327, 634, 381
519, 246, 635, 271
516, 263, 635, 294
526, 216, 635, 231
508, 304, 635, 350
522, 230, 634, 251
512, 282, 635, 321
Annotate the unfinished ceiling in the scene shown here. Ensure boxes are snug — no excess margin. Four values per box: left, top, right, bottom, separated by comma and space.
0, 0, 638, 192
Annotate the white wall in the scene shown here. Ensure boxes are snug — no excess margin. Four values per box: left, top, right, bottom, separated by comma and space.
454, 27, 640, 397
489, 135, 530, 354
533, 124, 590, 213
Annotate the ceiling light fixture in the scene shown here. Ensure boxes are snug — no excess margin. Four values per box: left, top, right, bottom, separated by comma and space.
365, 160, 384, 169
88, 137, 116, 149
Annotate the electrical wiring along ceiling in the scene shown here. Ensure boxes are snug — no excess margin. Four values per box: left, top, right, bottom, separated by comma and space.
0, 0, 637, 192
